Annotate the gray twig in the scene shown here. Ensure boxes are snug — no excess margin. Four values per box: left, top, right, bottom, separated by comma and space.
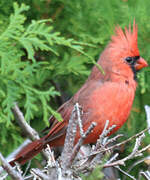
12, 103, 40, 141
31, 168, 49, 180
90, 127, 150, 156
23, 161, 31, 177
60, 104, 78, 170
100, 120, 116, 143
76, 103, 84, 137
70, 122, 97, 164
115, 166, 136, 180
145, 105, 150, 134
0, 139, 31, 174
105, 153, 119, 165
140, 171, 150, 180
72, 121, 117, 174
105, 134, 123, 147
103, 133, 146, 167
124, 156, 150, 179
0, 153, 23, 180
96, 120, 116, 148
12, 102, 48, 161
45, 144, 56, 167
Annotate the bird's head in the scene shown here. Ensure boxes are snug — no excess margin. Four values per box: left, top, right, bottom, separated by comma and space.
90, 21, 148, 81
107, 21, 148, 80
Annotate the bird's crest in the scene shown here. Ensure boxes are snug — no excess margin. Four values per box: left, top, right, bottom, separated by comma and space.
110, 21, 139, 57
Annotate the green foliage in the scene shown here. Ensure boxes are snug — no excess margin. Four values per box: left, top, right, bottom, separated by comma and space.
0, 2, 96, 154
82, 165, 104, 180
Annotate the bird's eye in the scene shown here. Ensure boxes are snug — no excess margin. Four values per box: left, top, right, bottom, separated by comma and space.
125, 57, 134, 64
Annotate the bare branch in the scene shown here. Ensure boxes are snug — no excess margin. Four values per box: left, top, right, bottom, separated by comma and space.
31, 168, 49, 180
90, 127, 150, 156
45, 145, 56, 167
12, 103, 40, 141
60, 104, 78, 169
72, 121, 118, 174
60, 103, 97, 171
23, 161, 31, 177
103, 133, 146, 167
126, 156, 150, 175
6, 139, 31, 162
105, 153, 119, 165
0, 172, 8, 180
96, 120, 116, 148
138, 144, 150, 154
76, 103, 84, 137
99, 120, 116, 143
0, 139, 31, 175
12, 103, 48, 161
115, 166, 136, 180
105, 134, 123, 147
145, 105, 150, 134
0, 153, 23, 180
70, 122, 97, 164
140, 171, 150, 180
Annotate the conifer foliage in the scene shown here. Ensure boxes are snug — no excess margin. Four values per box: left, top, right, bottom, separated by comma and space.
0, 2, 95, 153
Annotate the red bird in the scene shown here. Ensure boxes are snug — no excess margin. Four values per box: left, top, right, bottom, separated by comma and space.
10, 22, 148, 166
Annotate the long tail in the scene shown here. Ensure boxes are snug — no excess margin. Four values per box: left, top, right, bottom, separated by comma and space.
9, 137, 45, 166
9, 121, 67, 166
9, 101, 71, 166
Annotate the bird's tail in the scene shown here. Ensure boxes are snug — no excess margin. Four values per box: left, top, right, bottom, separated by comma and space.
9, 121, 66, 166
9, 137, 46, 166
9, 104, 68, 166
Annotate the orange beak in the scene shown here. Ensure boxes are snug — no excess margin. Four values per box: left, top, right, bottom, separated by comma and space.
135, 57, 148, 71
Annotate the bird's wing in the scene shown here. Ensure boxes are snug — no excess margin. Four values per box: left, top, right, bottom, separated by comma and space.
42, 79, 104, 144
42, 100, 74, 144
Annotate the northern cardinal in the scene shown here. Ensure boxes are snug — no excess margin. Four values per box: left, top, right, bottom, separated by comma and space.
10, 22, 148, 166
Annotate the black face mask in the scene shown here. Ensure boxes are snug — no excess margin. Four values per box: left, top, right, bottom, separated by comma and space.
125, 56, 140, 80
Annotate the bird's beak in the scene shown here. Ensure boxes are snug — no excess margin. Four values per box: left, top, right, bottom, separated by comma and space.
135, 57, 148, 71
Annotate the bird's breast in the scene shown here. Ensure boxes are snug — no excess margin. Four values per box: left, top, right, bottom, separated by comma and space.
81, 80, 136, 143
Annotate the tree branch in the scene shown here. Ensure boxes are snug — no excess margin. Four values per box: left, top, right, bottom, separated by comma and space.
90, 127, 150, 156
60, 104, 78, 170
70, 122, 97, 164
12, 103, 40, 141
31, 168, 49, 180
0, 153, 23, 180
103, 133, 147, 167
12, 103, 48, 161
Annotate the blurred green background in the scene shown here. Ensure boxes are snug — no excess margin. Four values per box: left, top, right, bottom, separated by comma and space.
0, 0, 150, 179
